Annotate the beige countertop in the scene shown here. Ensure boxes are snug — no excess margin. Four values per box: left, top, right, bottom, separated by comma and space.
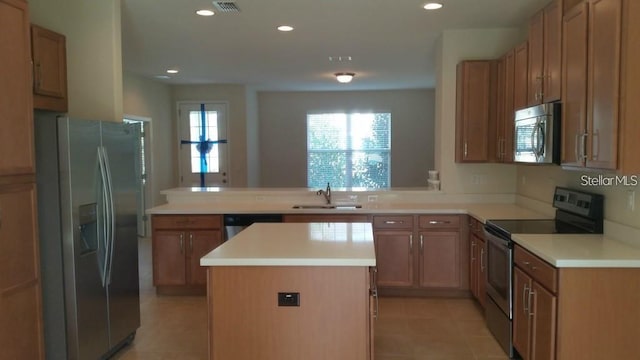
147, 201, 549, 223
150, 188, 640, 269
200, 222, 376, 267
512, 233, 640, 268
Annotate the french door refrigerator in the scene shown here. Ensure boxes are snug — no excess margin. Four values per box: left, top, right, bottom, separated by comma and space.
35, 115, 141, 359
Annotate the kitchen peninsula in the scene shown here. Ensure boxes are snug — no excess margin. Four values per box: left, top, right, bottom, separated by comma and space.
200, 222, 376, 360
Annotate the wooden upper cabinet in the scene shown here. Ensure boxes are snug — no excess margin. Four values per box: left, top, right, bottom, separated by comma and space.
513, 42, 529, 111
528, 10, 544, 106
0, 0, 34, 177
529, 0, 563, 106
619, 0, 640, 174
495, 50, 515, 163
562, 0, 623, 170
493, 57, 505, 162
561, 2, 589, 167
31, 24, 68, 112
455, 60, 495, 163
586, 0, 621, 170
543, 0, 563, 102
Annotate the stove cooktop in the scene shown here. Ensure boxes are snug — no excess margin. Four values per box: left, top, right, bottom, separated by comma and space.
486, 187, 604, 237
485, 219, 592, 236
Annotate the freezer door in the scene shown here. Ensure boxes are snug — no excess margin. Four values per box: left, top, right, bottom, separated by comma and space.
101, 121, 141, 348
58, 118, 111, 359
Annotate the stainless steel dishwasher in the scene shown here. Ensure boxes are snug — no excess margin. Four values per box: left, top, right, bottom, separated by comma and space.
223, 214, 283, 240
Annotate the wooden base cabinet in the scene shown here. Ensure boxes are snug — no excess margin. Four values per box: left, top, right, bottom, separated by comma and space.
514, 244, 640, 360
468, 217, 486, 308
208, 266, 373, 360
374, 215, 467, 295
0, 181, 44, 360
152, 215, 223, 294
373, 215, 414, 287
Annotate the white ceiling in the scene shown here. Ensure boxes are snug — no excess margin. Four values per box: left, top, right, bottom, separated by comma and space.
121, 0, 550, 91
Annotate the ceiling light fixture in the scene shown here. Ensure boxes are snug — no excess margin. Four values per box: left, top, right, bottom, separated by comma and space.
166, 69, 179, 74
196, 9, 215, 16
423, 2, 443, 10
335, 72, 355, 83
277, 25, 294, 32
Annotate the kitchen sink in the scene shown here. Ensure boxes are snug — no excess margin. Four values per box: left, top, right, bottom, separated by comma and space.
292, 204, 363, 209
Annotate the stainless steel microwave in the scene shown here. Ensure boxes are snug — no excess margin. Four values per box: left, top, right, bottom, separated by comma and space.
514, 102, 561, 164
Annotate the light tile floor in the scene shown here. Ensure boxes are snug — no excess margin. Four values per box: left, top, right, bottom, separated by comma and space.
115, 238, 508, 360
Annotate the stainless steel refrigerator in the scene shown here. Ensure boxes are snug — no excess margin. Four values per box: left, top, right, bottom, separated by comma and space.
35, 114, 141, 360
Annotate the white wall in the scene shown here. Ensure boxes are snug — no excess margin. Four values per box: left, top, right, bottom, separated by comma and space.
434, 28, 525, 194
29, 0, 123, 122
123, 72, 175, 206
517, 165, 640, 230
171, 84, 249, 187
245, 88, 260, 187
257, 90, 435, 188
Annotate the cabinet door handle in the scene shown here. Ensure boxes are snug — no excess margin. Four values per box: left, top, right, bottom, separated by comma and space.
528, 288, 536, 317
580, 132, 588, 161
471, 241, 476, 261
592, 129, 600, 160
384, 220, 403, 224
35, 61, 42, 90
420, 234, 424, 252
372, 288, 379, 319
574, 133, 580, 162
428, 220, 451, 225
464, 142, 468, 158
189, 233, 194, 253
409, 235, 413, 253
179, 233, 184, 254
480, 248, 485, 272
523, 283, 530, 314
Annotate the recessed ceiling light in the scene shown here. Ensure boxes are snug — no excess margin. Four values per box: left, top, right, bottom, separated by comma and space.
423, 2, 443, 10
155, 75, 171, 79
196, 9, 215, 16
277, 25, 294, 32
166, 69, 179, 74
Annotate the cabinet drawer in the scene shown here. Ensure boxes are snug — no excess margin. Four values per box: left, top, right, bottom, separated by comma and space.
514, 245, 558, 293
372, 215, 414, 229
469, 216, 484, 237
419, 215, 460, 229
152, 215, 222, 230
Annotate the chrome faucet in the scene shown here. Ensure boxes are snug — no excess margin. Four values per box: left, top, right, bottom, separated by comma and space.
316, 182, 331, 204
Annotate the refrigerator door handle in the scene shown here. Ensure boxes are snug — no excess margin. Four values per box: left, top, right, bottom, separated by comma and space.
97, 147, 110, 287
102, 146, 116, 285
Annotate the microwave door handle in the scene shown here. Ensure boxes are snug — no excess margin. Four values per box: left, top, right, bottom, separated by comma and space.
537, 120, 546, 158
531, 119, 541, 159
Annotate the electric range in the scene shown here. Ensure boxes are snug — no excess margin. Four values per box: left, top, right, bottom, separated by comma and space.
483, 187, 604, 359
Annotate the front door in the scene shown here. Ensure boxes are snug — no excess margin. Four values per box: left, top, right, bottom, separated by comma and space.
178, 102, 229, 187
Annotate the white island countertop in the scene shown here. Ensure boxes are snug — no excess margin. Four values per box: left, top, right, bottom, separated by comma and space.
200, 222, 376, 267
512, 233, 640, 268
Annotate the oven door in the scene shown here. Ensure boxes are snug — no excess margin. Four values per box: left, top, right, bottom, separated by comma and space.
484, 225, 513, 319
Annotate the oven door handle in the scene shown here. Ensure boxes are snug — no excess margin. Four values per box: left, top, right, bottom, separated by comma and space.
484, 226, 511, 248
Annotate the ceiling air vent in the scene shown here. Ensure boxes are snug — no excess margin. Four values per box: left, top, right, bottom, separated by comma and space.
213, 1, 241, 12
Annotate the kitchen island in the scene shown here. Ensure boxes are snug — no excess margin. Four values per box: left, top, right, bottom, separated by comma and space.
200, 222, 376, 360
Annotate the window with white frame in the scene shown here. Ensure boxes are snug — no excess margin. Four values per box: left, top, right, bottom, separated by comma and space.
307, 112, 391, 189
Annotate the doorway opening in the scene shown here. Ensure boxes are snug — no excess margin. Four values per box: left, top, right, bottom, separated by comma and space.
124, 116, 152, 238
